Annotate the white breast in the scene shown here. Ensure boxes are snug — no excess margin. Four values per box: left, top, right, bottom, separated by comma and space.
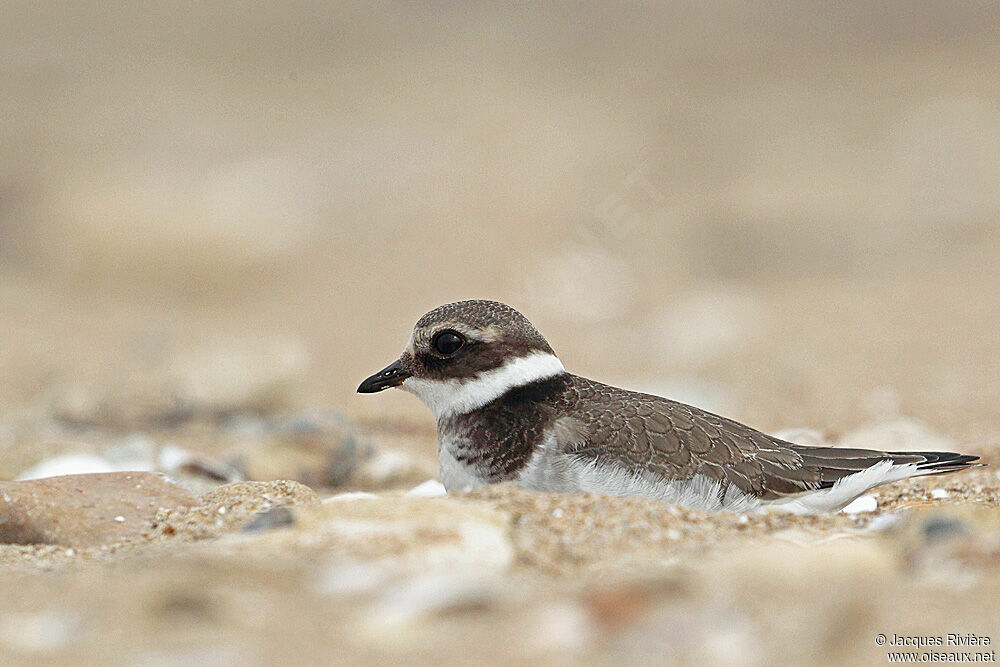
437, 435, 489, 492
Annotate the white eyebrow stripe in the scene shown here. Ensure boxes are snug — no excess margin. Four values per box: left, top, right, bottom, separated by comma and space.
399, 352, 566, 419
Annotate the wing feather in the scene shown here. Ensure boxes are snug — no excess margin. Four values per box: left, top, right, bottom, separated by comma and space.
557, 375, 978, 503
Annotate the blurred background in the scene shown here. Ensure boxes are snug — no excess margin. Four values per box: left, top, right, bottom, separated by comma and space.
2, 3, 1000, 664
4, 2, 1000, 445
3, 1, 1000, 442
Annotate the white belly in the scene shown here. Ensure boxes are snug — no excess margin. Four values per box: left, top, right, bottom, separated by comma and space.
515, 435, 762, 512
439, 429, 926, 515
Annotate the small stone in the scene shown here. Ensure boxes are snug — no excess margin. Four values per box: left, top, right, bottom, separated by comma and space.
0, 611, 81, 653
0, 472, 197, 547
241, 506, 295, 534
370, 573, 497, 626
226, 410, 368, 489
404, 480, 446, 497
16, 454, 117, 480
353, 448, 435, 489
103, 434, 157, 471
323, 491, 378, 502
920, 515, 971, 543
889, 509, 994, 589
930, 488, 950, 500
841, 495, 878, 514
157, 445, 242, 484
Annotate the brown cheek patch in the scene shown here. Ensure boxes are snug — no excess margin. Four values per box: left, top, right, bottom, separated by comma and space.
417, 339, 546, 380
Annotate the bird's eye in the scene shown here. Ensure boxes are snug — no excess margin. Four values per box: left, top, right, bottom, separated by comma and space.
432, 330, 465, 356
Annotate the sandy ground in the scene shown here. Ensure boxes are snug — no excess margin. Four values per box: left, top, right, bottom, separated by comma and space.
3, 2, 1000, 665
0, 469, 999, 666
0, 412, 996, 665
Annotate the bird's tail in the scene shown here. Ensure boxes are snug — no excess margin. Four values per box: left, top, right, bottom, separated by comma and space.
791, 446, 982, 490
763, 447, 982, 513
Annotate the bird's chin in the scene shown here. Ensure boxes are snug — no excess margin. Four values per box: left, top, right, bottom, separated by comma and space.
395, 376, 463, 419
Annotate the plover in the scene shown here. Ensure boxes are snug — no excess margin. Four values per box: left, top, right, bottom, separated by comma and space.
358, 300, 979, 513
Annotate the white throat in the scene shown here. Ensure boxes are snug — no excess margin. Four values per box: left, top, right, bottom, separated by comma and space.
400, 351, 566, 419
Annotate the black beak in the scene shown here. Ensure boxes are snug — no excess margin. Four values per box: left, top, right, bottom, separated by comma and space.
357, 358, 412, 393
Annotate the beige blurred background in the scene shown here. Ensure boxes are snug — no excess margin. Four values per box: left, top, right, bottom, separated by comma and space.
3, 1, 1000, 446
3, 5, 1000, 665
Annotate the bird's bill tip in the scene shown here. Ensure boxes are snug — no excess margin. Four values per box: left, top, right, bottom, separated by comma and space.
357, 358, 411, 393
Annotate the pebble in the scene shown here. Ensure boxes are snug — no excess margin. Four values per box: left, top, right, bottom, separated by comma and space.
354, 448, 430, 488
405, 480, 447, 497
103, 434, 158, 471
920, 515, 971, 543
240, 506, 295, 534
324, 492, 378, 503
157, 445, 242, 484
0, 472, 197, 547
369, 573, 498, 626
16, 454, 119, 480
840, 495, 878, 514
226, 410, 367, 489
0, 611, 81, 653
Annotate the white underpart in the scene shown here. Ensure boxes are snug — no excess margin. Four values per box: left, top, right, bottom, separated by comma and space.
512, 434, 928, 514
763, 459, 920, 514
515, 438, 761, 512
437, 436, 487, 491
400, 351, 566, 419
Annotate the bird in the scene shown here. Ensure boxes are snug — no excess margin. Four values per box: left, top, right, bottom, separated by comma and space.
357, 299, 980, 513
